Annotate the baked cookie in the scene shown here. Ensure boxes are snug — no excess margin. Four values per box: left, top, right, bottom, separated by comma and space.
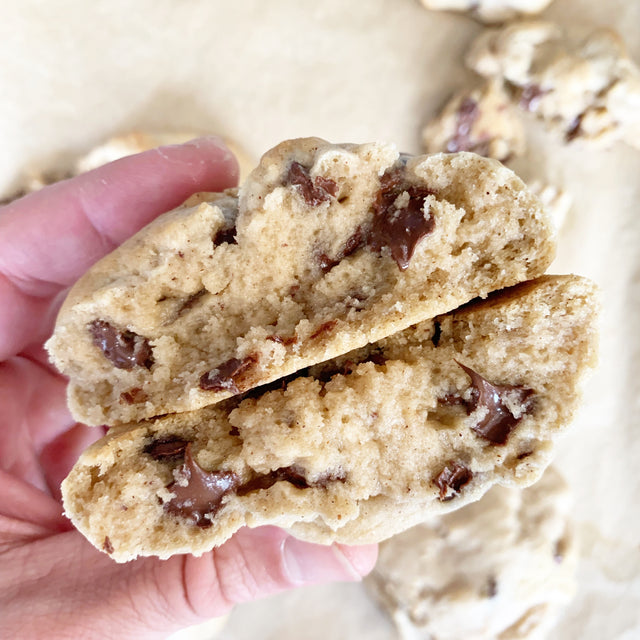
422, 80, 526, 162
466, 22, 640, 148
46, 138, 555, 426
61, 275, 598, 562
528, 181, 572, 232
418, 0, 555, 24
366, 465, 577, 640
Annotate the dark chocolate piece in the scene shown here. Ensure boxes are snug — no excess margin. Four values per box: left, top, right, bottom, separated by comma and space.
433, 462, 473, 501
368, 166, 435, 270
144, 436, 190, 460
457, 362, 534, 445
431, 321, 442, 347
446, 97, 480, 153
237, 465, 346, 496
120, 387, 148, 405
213, 226, 238, 245
199, 355, 258, 393
166, 444, 240, 527
317, 226, 365, 274
286, 161, 337, 206
89, 320, 154, 370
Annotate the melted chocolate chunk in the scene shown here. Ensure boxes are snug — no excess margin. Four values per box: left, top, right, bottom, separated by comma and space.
120, 387, 148, 405
286, 161, 338, 206
368, 166, 435, 271
317, 226, 365, 274
213, 226, 238, 245
433, 462, 473, 501
89, 320, 154, 370
199, 355, 258, 393
144, 436, 190, 460
457, 362, 535, 445
237, 465, 346, 496
166, 444, 240, 527
102, 536, 114, 554
519, 84, 546, 112
446, 97, 480, 153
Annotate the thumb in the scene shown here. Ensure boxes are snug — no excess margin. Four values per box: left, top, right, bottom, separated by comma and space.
2, 527, 377, 639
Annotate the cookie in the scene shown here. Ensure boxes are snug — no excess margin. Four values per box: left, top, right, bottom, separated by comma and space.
419, 0, 555, 24
422, 80, 526, 162
528, 181, 572, 232
61, 275, 598, 562
366, 465, 577, 640
466, 22, 640, 148
46, 138, 555, 426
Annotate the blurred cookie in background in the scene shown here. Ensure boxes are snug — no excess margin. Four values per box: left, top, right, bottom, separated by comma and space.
366, 466, 577, 640
422, 80, 526, 162
418, 0, 555, 24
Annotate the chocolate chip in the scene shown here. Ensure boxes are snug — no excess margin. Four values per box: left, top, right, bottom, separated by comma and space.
431, 321, 442, 347
457, 362, 535, 445
199, 354, 259, 393
144, 436, 190, 460
120, 387, 148, 405
213, 226, 237, 245
286, 161, 337, 206
89, 320, 154, 370
446, 97, 480, 153
433, 462, 473, 501
309, 320, 338, 340
317, 226, 365, 274
237, 465, 346, 496
519, 84, 546, 112
368, 166, 435, 271
176, 289, 207, 316
102, 536, 114, 554
266, 334, 298, 346
165, 444, 240, 527
228, 426, 240, 437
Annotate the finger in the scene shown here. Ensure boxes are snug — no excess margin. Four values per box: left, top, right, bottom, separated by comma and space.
0, 137, 239, 360
2, 527, 377, 639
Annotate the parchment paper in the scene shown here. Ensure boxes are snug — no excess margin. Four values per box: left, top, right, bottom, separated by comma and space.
2, 1, 639, 638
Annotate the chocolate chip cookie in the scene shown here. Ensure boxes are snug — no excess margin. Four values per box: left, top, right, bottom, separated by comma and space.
366, 465, 576, 640
46, 138, 555, 426
61, 275, 598, 562
422, 80, 526, 162
419, 0, 555, 24
466, 22, 640, 148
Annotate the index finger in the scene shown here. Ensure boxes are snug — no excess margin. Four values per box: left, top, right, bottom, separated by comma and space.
0, 136, 239, 360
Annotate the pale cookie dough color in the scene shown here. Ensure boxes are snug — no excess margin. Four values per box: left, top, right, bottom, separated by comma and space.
466, 21, 640, 148
422, 80, 526, 162
366, 466, 577, 640
61, 275, 598, 562
46, 138, 555, 426
419, 0, 555, 24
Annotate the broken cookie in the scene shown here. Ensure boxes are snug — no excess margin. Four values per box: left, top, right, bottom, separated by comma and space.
61, 275, 598, 561
46, 138, 555, 426
366, 465, 577, 640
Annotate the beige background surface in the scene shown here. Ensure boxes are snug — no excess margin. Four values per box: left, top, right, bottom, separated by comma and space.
2, 1, 639, 638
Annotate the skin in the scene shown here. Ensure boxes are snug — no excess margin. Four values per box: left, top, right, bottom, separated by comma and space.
0, 137, 378, 639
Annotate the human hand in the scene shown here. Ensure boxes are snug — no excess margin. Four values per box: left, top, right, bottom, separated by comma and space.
0, 137, 378, 639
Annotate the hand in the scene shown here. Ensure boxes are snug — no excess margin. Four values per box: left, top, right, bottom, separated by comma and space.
0, 138, 378, 639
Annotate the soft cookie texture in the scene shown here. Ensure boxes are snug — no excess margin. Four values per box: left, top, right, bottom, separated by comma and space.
366, 466, 577, 640
422, 80, 526, 162
466, 22, 640, 148
61, 275, 598, 562
46, 138, 555, 426
419, 0, 555, 24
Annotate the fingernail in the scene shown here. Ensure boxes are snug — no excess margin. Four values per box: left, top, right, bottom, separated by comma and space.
182, 134, 228, 151
282, 536, 363, 585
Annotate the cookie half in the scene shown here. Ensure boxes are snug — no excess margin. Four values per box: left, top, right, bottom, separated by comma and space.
366, 465, 577, 640
46, 138, 555, 426
61, 275, 597, 562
